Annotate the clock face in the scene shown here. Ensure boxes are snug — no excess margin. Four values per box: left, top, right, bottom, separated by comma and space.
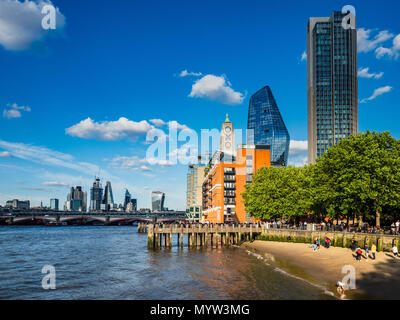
224, 126, 232, 133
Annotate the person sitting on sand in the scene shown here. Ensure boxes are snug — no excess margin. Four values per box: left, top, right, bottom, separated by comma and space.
371, 244, 377, 260
336, 281, 346, 299
324, 237, 330, 248
392, 245, 398, 257
355, 246, 362, 261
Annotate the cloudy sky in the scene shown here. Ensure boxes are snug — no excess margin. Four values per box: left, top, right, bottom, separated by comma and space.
0, 0, 399, 210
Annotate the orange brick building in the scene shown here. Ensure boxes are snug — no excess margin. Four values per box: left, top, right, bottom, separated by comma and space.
202, 144, 271, 223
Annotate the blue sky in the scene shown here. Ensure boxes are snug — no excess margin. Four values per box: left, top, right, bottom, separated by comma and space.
0, 0, 399, 210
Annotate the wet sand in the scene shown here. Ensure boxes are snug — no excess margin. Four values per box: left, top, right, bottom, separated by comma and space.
242, 240, 400, 299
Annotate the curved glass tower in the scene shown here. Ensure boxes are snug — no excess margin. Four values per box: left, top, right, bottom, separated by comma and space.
247, 86, 290, 167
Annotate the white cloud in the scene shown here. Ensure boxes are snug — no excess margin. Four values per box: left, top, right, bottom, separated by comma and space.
167, 120, 192, 132
189, 74, 245, 105
375, 33, 400, 59
150, 119, 191, 131
394, 34, 400, 55
0, 151, 12, 157
288, 140, 308, 167
3, 109, 21, 119
375, 46, 394, 59
0, 139, 100, 175
111, 154, 175, 171
65, 117, 154, 141
149, 119, 166, 127
3, 103, 31, 119
179, 70, 202, 77
357, 67, 384, 79
357, 28, 394, 53
0, 0, 65, 51
360, 86, 393, 103
41, 181, 69, 187
66, 117, 193, 142
301, 51, 307, 61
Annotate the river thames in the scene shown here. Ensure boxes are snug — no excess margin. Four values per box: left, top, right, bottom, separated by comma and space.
0, 226, 334, 300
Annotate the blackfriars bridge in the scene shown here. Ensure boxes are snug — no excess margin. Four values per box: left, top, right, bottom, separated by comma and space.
0, 211, 186, 226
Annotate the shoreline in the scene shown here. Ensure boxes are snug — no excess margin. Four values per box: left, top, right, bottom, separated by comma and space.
241, 240, 400, 300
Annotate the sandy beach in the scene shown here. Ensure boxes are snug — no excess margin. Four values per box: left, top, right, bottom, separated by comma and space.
241, 240, 400, 299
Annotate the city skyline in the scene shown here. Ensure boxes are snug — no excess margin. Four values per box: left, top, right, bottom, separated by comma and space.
1, 0, 399, 210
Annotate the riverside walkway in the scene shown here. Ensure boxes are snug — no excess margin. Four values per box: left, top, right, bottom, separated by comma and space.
139, 223, 263, 249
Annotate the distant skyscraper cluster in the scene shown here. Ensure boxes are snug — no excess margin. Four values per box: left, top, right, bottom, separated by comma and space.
65, 186, 87, 212
307, 11, 358, 163
124, 189, 137, 212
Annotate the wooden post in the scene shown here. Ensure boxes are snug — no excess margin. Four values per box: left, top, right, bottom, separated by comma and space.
377, 237, 383, 252
250, 224, 253, 241
147, 224, 154, 248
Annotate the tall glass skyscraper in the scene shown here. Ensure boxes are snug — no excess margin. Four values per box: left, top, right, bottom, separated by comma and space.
151, 191, 165, 212
307, 11, 358, 163
90, 177, 103, 212
102, 181, 114, 211
247, 86, 290, 167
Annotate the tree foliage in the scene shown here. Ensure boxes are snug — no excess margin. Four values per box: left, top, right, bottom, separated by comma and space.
243, 131, 400, 226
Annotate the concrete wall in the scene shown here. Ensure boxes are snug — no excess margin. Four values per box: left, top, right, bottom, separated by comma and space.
259, 228, 400, 252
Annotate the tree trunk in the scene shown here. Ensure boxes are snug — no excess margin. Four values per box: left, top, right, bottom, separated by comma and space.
376, 210, 381, 228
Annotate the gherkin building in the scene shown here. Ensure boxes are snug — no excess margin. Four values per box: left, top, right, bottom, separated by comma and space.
247, 86, 290, 167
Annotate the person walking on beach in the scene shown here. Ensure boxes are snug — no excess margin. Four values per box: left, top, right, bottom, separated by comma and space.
371, 244, 377, 260
396, 220, 400, 234
365, 245, 369, 261
355, 246, 362, 261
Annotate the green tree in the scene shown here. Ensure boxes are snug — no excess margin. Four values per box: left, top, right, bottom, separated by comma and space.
243, 166, 312, 221
314, 131, 400, 227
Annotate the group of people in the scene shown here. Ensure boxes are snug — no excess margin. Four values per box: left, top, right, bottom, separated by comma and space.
390, 220, 400, 235
351, 240, 377, 261
309, 237, 331, 252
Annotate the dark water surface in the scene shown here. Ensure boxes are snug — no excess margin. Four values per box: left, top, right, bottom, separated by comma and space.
0, 226, 334, 300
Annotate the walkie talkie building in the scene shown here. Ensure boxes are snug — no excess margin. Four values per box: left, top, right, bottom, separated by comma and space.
247, 86, 290, 167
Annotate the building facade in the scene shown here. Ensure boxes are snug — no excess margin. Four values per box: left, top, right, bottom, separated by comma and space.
65, 186, 87, 212
220, 114, 235, 162
247, 86, 290, 167
50, 198, 59, 211
202, 145, 271, 223
124, 189, 137, 212
186, 162, 207, 222
90, 178, 103, 212
151, 191, 165, 212
5, 199, 30, 210
102, 181, 114, 211
307, 11, 358, 163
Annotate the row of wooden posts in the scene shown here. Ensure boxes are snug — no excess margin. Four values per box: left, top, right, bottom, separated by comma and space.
138, 223, 262, 249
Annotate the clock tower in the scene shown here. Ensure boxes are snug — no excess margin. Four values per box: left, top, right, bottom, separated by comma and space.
220, 113, 235, 159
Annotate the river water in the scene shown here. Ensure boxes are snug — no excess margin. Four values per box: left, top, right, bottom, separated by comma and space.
0, 226, 334, 300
